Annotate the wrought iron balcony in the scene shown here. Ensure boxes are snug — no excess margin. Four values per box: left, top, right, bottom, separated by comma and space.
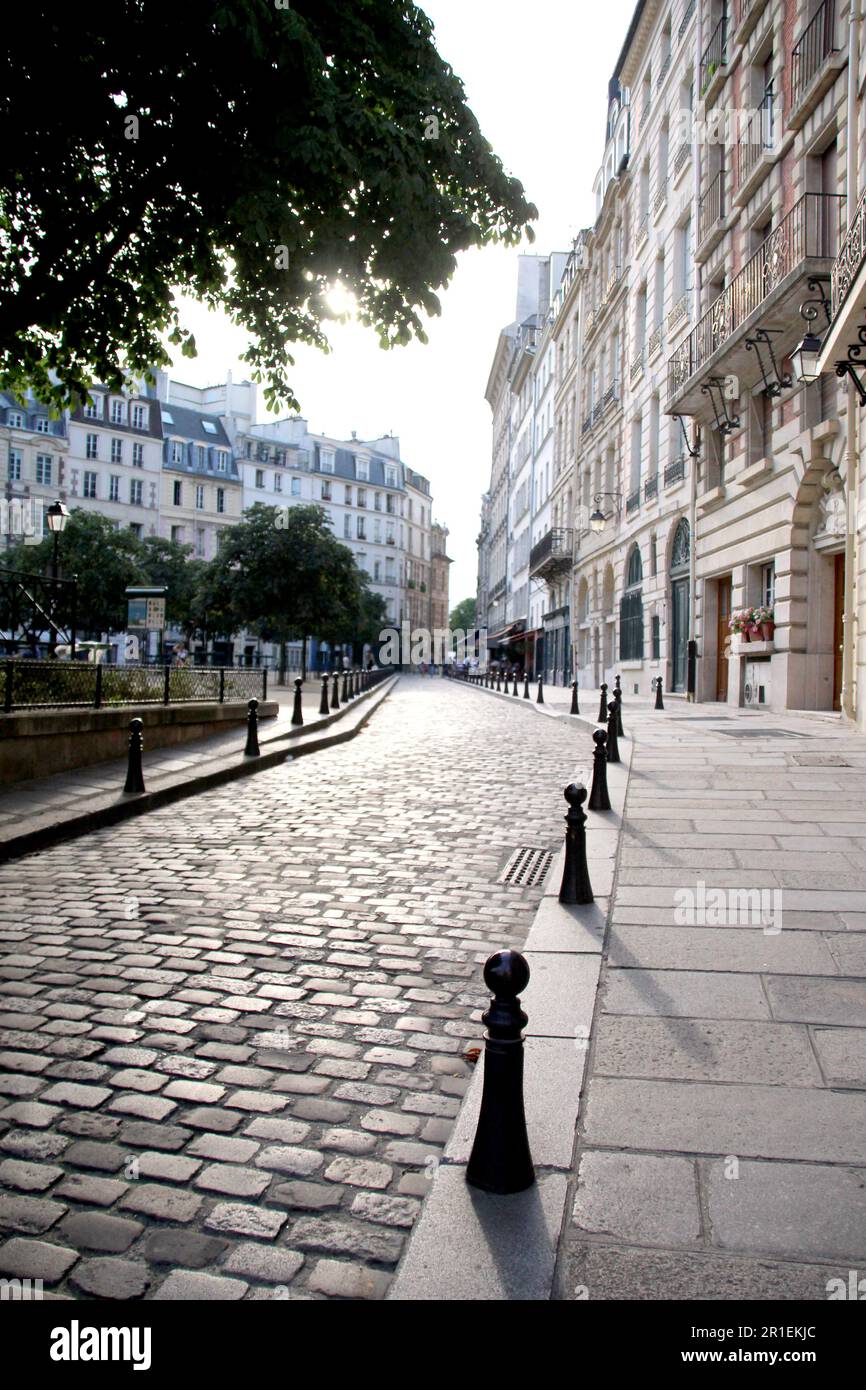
657, 51, 672, 89
734, 91, 775, 196
673, 140, 691, 179
644, 474, 659, 502
668, 192, 845, 411
648, 323, 663, 360
630, 353, 644, 384
791, 0, 839, 113
678, 0, 696, 42
700, 15, 727, 97
626, 489, 641, 515
668, 293, 690, 333
664, 457, 686, 487
653, 182, 668, 219
698, 169, 726, 250
529, 527, 574, 580
734, 0, 769, 42
603, 381, 620, 410
832, 187, 866, 319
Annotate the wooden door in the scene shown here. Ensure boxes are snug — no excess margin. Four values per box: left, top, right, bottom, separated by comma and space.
833, 552, 844, 711
671, 578, 689, 691
716, 575, 732, 701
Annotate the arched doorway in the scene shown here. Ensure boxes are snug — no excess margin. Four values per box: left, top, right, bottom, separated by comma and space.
669, 517, 690, 693
620, 545, 644, 660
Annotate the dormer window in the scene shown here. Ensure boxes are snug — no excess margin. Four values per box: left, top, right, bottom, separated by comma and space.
203, 420, 218, 434
35, 416, 50, 433
356, 456, 369, 481
320, 450, 335, 474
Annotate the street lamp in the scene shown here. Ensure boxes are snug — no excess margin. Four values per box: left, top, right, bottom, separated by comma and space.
791, 330, 824, 385
45, 500, 69, 658
590, 491, 622, 534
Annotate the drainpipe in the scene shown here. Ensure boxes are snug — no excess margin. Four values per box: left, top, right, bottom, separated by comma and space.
688, 2, 703, 702
842, 2, 861, 722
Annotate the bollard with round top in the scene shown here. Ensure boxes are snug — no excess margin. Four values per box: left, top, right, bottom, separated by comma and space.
597, 682, 608, 723
588, 727, 611, 811
606, 699, 621, 764
523, 672, 530, 699
465, 949, 535, 1195
536, 674, 544, 705
123, 718, 145, 794
614, 685, 624, 738
654, 675, 664, 710
495, 669, 502, 692
342, 669, 350, 703
559, 783, 594, 905
291, 678, 304, 726
353, 670, 360, 697
319, 674, 330, 716
244, 699, 261, 757
570, 680, 580, 716
330, 672, 340, 711
512, 669, 519, 696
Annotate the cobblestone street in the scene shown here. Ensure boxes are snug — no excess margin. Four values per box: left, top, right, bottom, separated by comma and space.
0, 677, 581, 1300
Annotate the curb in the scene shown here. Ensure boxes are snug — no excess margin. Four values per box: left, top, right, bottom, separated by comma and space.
387, 706, 635, 1301
0, 676, 399, 865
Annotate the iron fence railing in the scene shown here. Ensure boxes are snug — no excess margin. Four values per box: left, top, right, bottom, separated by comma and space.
678, 0, 696, 42
734, 88, 775, 189
644, 474, 659, 501
668, 192, 845, 402
665, 457, 687, 486
626, 488, 641, 515
700, 14, 727, 95
832, 186, 866, 318
699, 169, 725, 245
792, 0, 837, 110
2, 661, 267, 712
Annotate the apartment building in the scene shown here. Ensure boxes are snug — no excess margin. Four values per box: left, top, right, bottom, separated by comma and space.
430, 523, 453, 635
158, 401, 242, 560
1, 392, 69, 544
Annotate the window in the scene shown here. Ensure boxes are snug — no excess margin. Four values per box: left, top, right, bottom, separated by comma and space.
357, 551, 368, 572
374, 492, 382, 511
130, 479, 143, 505
356, 457, 369, 481
202, 421, 218, 435
255, 469, 265, 488
36, 455, 52, 485
321, 481, 332, 501
195, 485, 204, 510
274, 473, 282, 492
344, 515, 351, 538
291, 477, 301, 497
386, 495, 396, 514
761, 562, 775, 608
197, 446, 206, 468
357, 488, 367, 508
132, 443, 143, 467
620, 545, 644, 660
35, 416, 50, 434
173, 480, 182, 506
86, 433, 98, 460
161, 410, 174, 426
171, 441, 183, 464
111, 438, 123, 464
8, 451, 21, 480
386, 465, 397, 488
132, 403, 147, 430
84, 398, 101, 420
129, 523, 143, 539
357, 516, 366, 539
216, 452, 227, 472
171, 525, 184, 543
373, 519, 381, 543
652, 613, 661, 659
83, 471, 97, 498
320, 450, 335, 473
109, 475, 120, 501
216, 488, 225, 514
8, 411, 24, 428
111, 399, 124, 424
196, 527, 206, 557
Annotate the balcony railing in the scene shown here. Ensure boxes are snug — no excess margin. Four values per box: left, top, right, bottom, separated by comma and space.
653, 181, 668, 218
678, 0, 696, 42
648, 323, 663, 359
657, 51, 672, 89
673, 140, 691, 179
635, 213, 650, 251
582, 413, 594, 437
626, 489, 641, 515
700, 14, 727, 95
668, 192, 845, 403
668, 293, 690, 332
603, 381, 620, 410
699, 169, 725, 245
630, 353, 644, 384
529, 528, 574, 577
665, 457, 686, 487
734, 90, 774, 190
832, 187, 866, 318
644, 474, 659, 501
792, 0, 838, 110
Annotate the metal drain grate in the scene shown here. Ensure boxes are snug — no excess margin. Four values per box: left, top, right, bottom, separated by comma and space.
500, 846, 553, 888
790, 753, 852, 767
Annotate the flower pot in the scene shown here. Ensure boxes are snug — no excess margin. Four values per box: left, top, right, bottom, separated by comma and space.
761, 622, 775, 641
740, 628, 750, 642
748, 625, 762, 642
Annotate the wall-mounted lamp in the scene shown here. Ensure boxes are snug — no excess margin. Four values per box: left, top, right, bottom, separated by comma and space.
701, 376, 740, 435
791, 277, 833, 385
744, 327, 791, 396
589, 491, 623, 534
834, 326, 866, 406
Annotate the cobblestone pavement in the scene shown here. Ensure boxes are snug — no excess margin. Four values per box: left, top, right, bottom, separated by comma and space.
0, 676, 582, 1300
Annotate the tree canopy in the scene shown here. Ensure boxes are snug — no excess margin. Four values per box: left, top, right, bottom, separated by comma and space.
449, 596, 477, 632
0, 1, 536, 413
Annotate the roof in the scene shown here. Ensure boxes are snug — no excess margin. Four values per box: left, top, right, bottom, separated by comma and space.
158, 401, 231, 448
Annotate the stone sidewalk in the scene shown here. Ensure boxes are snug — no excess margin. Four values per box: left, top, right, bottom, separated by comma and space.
559, 697, 866, 1300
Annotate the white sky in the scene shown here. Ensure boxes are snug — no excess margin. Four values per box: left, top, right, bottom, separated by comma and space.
168, 0, 637, 604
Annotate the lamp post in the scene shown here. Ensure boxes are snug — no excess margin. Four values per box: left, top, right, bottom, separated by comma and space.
45, 500, 69, 658
589, 491, 622, 534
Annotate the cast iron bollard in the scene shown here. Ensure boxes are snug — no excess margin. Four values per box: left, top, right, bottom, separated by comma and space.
606, 699, 621, 764
597, 682, 608, 723
559, 783, 594, 905
536, 674, 544, 705
614, 686, 624, 738
523, 672, 530, 699
588, 727, 611, 811
291, 678, 304, 727
123, 718, 145, 794
319, 674, 330, 716
465, 949, 535, 1194
614, 674, 622, 701
570, 680, 580, 715
244, 699, 261, 758
330, 671, 340, 711
512, 669, 519, 696
495, 669, 502, 692
341, 669, 349, 702
654, 675, 664, 710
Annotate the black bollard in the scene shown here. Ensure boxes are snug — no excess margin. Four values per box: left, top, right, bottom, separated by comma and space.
342, 669, 350, 702
588, 727, 611, 811
570, 680, 580, 715
319, 674, 330, 716
495, 669, 502, 692
559, 783, 594, 904
614, 686, 624, 738
614, 674, 622, 701
597, 682, 608, 723
654, 675, 665, 710
123, 717, 145, 794
330, 670, 340, 711
523, 673, 530, 699
606, 699, 621, 764
244, 698, 261, 757
512, 669, 519, 696
291, 677, 304, 727
465, 950, 535, 1195
536, 675, 544, 705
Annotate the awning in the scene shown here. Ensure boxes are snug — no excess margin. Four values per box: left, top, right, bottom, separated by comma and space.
488, 620, 527, 644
